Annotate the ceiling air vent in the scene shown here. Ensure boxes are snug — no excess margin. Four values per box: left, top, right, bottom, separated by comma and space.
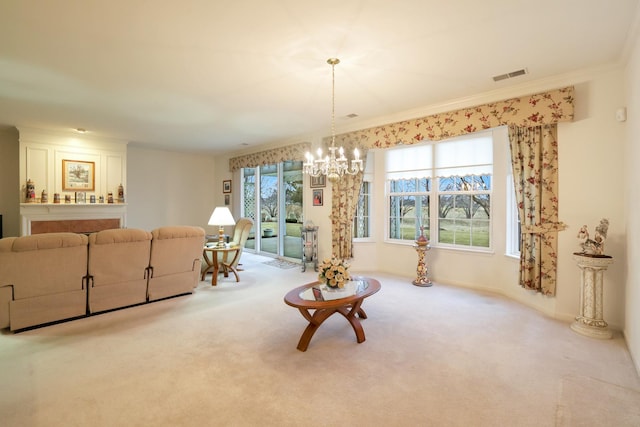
493, 68, 528, 82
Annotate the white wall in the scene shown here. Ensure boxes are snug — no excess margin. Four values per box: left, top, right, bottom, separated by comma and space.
555, 71, 627, 329
624, 19, 640, 374
0, 127, 20, 237
126, 146, 217, 234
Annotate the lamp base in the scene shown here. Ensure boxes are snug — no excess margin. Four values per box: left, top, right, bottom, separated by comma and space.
216, 226, 226, 248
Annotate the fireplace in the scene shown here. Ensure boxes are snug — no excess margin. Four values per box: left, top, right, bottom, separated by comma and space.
20, 203, 127, 236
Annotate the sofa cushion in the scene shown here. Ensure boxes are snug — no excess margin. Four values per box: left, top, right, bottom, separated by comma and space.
0, 233, 89, 329
90, 228, 152, 245
9, 232, 87, 252
87, 228, 152, 313
148, 226, 205, 301
152, 225, 205, 241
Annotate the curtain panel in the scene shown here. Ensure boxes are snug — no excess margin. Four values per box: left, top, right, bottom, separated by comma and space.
330, 153, 368, 259
334, 86, 574, 149
508, 125, 566, 295
229, 142, 311, 171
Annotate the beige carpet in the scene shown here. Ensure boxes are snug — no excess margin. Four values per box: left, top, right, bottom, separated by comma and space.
556, 375, 640, 426
1, 252, 638, 427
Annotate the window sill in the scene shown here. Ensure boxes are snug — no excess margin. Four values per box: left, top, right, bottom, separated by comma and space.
353, 238, 375, 244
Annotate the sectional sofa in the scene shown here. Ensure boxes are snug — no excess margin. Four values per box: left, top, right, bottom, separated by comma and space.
0, 226, 205, 331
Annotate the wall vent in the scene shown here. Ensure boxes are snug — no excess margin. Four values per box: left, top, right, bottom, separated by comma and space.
493, 68, 528, 82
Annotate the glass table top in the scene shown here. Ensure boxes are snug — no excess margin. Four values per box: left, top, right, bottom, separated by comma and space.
300, 279, 369, 302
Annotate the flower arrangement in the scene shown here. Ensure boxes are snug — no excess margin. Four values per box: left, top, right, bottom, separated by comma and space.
318, 256, 351, 289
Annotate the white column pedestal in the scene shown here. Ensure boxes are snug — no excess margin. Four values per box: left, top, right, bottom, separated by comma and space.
571, 254, 614, 339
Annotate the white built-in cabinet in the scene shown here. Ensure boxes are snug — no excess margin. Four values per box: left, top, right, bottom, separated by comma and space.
18, 127, 127, 202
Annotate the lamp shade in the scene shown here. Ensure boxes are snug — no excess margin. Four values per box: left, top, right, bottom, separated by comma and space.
208, 207, 235, 226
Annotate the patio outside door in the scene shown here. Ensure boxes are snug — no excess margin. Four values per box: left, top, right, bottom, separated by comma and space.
241, 162, 303, 260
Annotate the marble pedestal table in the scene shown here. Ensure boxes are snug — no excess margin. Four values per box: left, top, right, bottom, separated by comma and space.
571, 253, 614, 339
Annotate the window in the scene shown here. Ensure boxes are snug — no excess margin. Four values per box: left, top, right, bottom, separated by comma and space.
386, 133, 493, 250
506, 162, 521, 257
353, 151, 374, 240
438, 175, 491, 247
353, 181, 371, 238
388, 178, 430, 241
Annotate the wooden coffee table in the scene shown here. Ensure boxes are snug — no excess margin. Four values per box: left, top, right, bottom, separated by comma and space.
283, 276, 381, 351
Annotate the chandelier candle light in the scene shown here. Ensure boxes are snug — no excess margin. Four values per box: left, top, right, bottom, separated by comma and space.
303, 58, 363, 182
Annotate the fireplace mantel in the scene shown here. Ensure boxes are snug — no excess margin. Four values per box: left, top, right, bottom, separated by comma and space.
20, 203, 127, 236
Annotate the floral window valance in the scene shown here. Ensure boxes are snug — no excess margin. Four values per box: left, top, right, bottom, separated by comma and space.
229, 142, 311, 171
334, 86, 574, 149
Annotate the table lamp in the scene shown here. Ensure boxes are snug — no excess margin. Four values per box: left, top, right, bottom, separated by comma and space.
208, 207, 236, 248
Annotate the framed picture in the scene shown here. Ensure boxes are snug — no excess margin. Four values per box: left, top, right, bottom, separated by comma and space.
224, 194, 230, 206
312, 189, 323, 206
62, 160, 95, 191
310, 175, 326, 188
223, 180, 232, 193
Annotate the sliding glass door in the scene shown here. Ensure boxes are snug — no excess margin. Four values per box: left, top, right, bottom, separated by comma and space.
241, 161, 303, 260
260, 164, 279, 255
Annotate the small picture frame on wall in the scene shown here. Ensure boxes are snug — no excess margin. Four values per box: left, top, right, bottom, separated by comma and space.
312, 189, 323, 206
62, 160, 95, 191
310, 175, 326, 188
224, 194, 230, 206
223, 180, 232, 193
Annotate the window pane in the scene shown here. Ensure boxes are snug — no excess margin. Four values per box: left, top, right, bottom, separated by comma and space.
472, 219, 490, 247
472, 195, 490, 219
438, 218, 455, 244
283, 161, 303, 258
389, 195, 415, 240
454, 194, 471, 218
242, 168, 257, 250
418, 195, 430, 240
354, 181, 370, 238
454, 219, 471, 245
439, 176, 455, 191
418, 178, 430, 192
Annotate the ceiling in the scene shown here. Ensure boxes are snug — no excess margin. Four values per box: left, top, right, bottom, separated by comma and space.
1, 1, 639, 154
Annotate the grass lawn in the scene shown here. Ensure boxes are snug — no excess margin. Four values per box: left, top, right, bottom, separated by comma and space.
399, 220, 489, 247
259, 222, 303, 238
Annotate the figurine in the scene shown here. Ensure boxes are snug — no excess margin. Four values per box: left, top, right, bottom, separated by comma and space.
577, 219, 609, 255
117, 184, 125, 203
26, 179, 36, 202
416, 225, 429, 246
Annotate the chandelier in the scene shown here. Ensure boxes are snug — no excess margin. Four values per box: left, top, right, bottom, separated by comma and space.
303, 58, 363, 182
